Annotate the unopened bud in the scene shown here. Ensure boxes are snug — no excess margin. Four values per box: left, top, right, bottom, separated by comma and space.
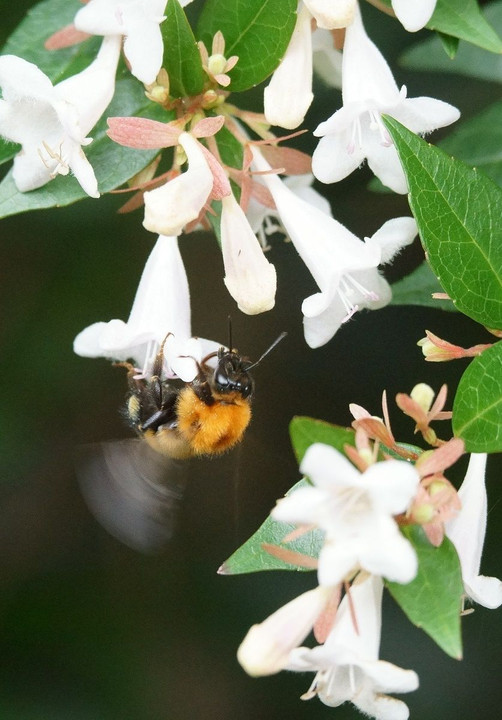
410, 383, 434, 413
208, 53, 227, 76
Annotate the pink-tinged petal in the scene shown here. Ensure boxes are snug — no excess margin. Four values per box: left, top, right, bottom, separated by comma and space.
107, 117, 180, 149
74, 0, 129, 35
392, 0, 437, 32
393, 97, 460, 134
312, 132, 364, 184
198, 143, 231, 199
264, 4, 313, 130
259, 145, 312, 175
191, 115, 225, 138
45, 24, 91, 50
304, 0, 355, 29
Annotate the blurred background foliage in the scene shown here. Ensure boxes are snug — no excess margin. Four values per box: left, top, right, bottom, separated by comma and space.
1, 2, 501, 719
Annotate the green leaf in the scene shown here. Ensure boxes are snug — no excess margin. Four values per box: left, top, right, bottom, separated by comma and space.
0, 80, 171, 219
439, 101, 502, 188
387, 526, 463, 659
428, 0, 502, 53
289, 416, 355, 465
401, 0, 502, 79
452, 341, 502, 452
197, 0, 297, 91
161, 0, 205, 97
391, 262, 458, 312
438, 31, 460, 58
383, 117, 502, 330
1, 0, 102, 82
220, 479, 323, 575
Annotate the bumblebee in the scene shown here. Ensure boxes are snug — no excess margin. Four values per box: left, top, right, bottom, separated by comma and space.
77, 331, 285, 552
120, 332, 287, 460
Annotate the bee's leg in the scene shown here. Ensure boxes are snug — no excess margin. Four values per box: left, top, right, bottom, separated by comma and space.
191, 380, 215, 406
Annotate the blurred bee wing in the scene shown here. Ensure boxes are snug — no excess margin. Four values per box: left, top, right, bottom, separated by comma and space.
76, 439, 188, 553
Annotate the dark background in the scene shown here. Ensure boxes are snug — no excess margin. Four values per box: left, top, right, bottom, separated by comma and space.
1, 2, 501, 719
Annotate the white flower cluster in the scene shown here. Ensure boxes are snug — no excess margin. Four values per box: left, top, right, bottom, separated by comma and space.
0, 0, 461, 361
237, 446, 502, 720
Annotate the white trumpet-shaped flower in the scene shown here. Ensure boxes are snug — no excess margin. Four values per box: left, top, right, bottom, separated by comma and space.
0, 35, 121, 197
445, 454, 502, 609
303, 0, 356, 29
74, 235, 215, 381
74, 0, 191, 84
273, 444, 420, 586
392, 0, 437, 32
288, 575, 419, 720
220, 193, 277, 314
312, 6, 459, 193
237, 585, 332, 677
143, 132, 214, 236
251, 147, 417, 347
264, 3, 313, 130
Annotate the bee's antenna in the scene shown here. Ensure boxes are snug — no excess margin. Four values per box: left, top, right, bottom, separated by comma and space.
245, 331, 287, 371
228, 315, 233, 352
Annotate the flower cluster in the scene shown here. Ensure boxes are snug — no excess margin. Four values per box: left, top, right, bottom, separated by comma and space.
236, 385, 502, 719
0, 0, 460, 352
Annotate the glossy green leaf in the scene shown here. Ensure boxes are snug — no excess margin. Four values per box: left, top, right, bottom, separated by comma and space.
401, 0, 502, 79
289, 416, 355, 465
0, 80, 170, 218
453, 341, 502, 452
161, 0, 205, 97
387, 526, 463, 659
219, 479, 323, 575
383, 117, 502, 330
1, 0, 102, 82
215, 124, 244, 171
439, 101, 502, 188
391, 262, 457, 312
428, 0, 502, 52
197, 0, 297, 91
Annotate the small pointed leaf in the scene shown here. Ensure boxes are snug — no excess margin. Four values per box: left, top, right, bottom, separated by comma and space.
391, 262, 457, 312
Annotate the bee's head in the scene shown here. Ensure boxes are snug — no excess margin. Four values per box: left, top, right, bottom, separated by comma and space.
212, 349, 254, 399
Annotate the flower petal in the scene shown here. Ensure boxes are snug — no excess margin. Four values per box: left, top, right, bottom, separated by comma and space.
220, 193, 277, 314
392, 0, 437, 32
264, 4, 313, 129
